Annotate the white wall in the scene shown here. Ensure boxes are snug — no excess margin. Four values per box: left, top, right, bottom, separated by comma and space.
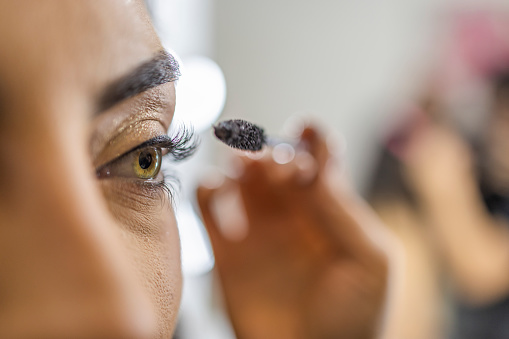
213, 0, 509, 190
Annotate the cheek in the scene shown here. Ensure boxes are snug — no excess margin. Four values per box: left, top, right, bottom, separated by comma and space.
122, 208, 182, 336
99, 181, 182, 335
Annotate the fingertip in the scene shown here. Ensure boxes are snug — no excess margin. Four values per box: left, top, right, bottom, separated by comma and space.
245, 148, 268, 160
300, 125, 320, 142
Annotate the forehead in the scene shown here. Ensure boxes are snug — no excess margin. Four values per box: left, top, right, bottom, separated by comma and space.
0, 1, 161, 112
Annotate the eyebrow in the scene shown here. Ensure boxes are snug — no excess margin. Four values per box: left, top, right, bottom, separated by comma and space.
97, 50, 180, 113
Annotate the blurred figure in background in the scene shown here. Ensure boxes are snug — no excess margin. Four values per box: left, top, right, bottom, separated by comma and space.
365, 10, 509, 339
366, 117, 445, 339
402, 74, 509, 339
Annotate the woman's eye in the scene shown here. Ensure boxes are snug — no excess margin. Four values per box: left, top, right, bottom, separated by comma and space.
97, 147, 163, 180
133, 148, 161, 179
96, 129, 197, 186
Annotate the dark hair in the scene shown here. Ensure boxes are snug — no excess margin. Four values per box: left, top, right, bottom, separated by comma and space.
365, 148, 417, 208
491, 69, 509, 115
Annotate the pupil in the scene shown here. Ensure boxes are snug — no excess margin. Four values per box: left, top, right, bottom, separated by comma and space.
139, 151, 153, 170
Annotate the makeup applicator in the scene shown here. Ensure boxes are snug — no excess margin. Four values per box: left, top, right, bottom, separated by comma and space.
213, 119, 319, 182
213, 119, 267, 151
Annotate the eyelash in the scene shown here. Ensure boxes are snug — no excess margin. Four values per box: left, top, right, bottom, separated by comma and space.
122, 125, 198, 161
162, 125, 199, 161
158, 125, 198, 199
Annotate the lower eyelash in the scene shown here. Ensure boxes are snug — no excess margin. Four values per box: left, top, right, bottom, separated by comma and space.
159, 171, 181, 205
149, 157, 182, 205
136, 175, 177, 207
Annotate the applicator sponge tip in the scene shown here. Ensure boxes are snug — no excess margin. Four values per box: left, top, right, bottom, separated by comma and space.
213, 119, 266, 151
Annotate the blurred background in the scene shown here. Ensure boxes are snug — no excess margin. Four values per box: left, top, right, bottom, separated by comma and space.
147, 0, 509, 338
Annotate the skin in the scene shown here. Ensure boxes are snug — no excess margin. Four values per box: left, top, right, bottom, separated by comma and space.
372, 201, 443, 339
0, 1, 181, 338
198, 127, 391, 339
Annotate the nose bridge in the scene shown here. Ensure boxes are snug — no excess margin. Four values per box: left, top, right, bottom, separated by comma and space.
0, 120, 156, 337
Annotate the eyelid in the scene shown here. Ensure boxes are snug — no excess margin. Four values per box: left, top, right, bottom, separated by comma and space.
124, 135, 176, 156
90, 82, 176, 167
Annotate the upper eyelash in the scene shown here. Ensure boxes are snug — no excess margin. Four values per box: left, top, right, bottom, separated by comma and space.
164, 125, 199, 161
123, 125, 199, 161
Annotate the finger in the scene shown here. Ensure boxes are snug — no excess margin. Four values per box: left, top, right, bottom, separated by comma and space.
197, 173, 244, 260
299, 125, 335, 174
197, 174, 249, 244
305, 173, 390, 264
234, 151, 318, 242
233, 153, 298, 239
196, 183, 226, 252
238, 149, 302, 205
236, 153, 283, 212
285, 124, 381, 257
260, 146, 301, 185
294, 150, 319, 186
240, 146, 318, 189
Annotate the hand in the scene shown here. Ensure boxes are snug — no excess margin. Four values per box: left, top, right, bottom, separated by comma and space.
400, 120, 509, 305
197, 126, 390, 339
401, 124, 475, 201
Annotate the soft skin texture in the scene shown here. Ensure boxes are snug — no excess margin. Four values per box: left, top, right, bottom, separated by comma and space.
0, 1, 181, 338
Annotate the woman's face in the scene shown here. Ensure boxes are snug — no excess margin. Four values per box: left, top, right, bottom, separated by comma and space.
0, 1, 183, 337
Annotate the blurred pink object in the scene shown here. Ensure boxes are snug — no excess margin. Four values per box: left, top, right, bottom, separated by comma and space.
435, 10, 509, 92
456, 12, 509, 76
